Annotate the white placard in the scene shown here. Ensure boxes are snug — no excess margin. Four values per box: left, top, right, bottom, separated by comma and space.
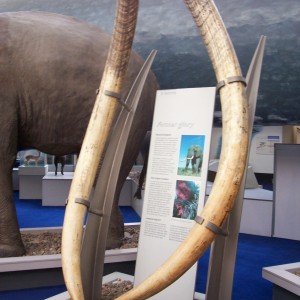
134, 87, 215, 299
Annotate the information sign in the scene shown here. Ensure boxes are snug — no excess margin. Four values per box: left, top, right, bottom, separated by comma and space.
134, 87, 215, 299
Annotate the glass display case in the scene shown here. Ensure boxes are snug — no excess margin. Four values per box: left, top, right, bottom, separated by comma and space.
18, 149, 46, 166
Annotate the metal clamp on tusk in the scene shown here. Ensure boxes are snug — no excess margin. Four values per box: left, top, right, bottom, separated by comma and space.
104, 90, 130, 111
74, 198, 90, 208
88, 208, 104, 217
195, 215, 228, 236
216, 76, 247, 92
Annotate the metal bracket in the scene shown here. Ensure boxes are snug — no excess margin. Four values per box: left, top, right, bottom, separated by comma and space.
74, 198, 90, 208
104, 90, 130, 111
88, 208, 104, 217
195, 215, 228, 236
216, 76, 247, 91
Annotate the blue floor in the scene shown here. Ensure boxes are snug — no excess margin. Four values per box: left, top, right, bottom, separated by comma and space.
1, 191, 300, 299
14, 192, 141, 228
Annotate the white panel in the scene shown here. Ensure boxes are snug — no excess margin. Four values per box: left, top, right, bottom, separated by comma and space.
18, 165, 48, 199
134, 87, 215, 299
273, 144, 300, 240
240, 199, 273, 236
42, 172, 73, 206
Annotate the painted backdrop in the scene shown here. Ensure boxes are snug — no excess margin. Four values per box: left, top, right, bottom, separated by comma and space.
1, 0, 299, 125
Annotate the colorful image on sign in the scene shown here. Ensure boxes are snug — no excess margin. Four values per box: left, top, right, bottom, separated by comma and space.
172, 180, 200, 220
177, 135, 205, 177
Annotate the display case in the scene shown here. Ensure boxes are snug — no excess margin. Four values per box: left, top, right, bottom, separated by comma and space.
18, 149, 46, 166
18, 149, 48, 199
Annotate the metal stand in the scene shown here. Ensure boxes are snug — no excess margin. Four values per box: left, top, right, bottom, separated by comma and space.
205, 36, 267, 300
80, 50, 157, 300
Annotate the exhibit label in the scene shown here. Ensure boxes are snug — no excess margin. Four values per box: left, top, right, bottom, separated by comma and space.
134, 87, 215, 299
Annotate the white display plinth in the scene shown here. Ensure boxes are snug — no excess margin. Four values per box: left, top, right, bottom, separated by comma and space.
42, 173, 134, 206
18, 165, 48, 199
42, 172, 73, 206
206, 181, 274, 236
263, 262, 300, 297
240, 198, 273, 236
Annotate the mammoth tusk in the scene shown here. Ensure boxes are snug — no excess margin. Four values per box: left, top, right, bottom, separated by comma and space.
61, 1, 139, 299
117, 0, 249, 299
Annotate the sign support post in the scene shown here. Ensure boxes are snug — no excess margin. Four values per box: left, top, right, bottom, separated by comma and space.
206, 36, 267, 300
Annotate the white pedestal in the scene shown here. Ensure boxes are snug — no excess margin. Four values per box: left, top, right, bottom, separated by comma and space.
239, 188, 273, 236
42, 172, 73, 206
263, 262, 300, 297
206, 182, 273, 236
42, 173, 134, 206
239, 198, 273, 236
18, 165, 48, 199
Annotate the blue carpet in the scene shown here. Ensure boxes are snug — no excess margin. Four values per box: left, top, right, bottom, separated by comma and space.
196, 234, 300, 299
0, 285, 66, 300
14, 192, 65, 228
14, 192, 140, 227
1, 192, 300, 299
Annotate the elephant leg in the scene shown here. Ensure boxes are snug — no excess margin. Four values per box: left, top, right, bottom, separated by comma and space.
134, 152, 148, 199
0, 99, 25, 257
0, 161, 26, 257
106, 192, 124, 250
106, 131, 147, 249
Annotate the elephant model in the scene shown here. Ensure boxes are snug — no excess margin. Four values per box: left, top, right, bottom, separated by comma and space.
185, 145, 203, 175
0, 11, 158, 257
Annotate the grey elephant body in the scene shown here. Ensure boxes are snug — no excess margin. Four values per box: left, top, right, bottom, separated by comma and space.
185, 145, 203, 175
0, 11, 157, 257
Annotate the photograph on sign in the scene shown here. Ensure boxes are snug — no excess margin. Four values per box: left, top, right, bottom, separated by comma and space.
172, 179, 200, 220
177, 134, 205, 176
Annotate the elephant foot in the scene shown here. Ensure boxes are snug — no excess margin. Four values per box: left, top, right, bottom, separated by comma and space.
0, 243, 26, 258
106, 235, 123, 250
105, 224, 124, 250
106, 204, 125, 249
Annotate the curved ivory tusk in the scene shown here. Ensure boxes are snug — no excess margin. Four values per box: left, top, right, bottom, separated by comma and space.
117, 0, 249, 299
61, 1, 139, 299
